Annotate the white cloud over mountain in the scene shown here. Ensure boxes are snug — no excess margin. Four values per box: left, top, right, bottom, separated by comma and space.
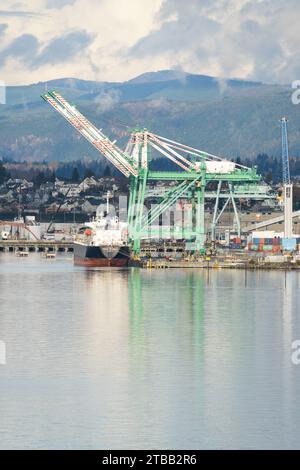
0, 0, 298, 85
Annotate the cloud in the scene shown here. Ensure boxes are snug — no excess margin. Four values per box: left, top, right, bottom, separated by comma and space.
128, 0, 300, 84
94, 88, 121, 113
1, 0, 300, 85
0, 0, 163, 85
32, 30, 94, 67
146, 97, 170, 110
130, 12, 219, 59
0, 23, 7, 35
0, 10, 43, 18
214, 78, 229, 95
0, 29, 93, 70
0, 34, 39, 66
46, 0, 76, 8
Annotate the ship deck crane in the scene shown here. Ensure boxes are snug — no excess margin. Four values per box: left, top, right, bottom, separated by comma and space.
42, 91, 265, 255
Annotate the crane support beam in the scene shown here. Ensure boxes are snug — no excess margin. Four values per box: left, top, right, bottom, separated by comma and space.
148, 140, 191, 171
142, 176, 202, 229
152, 133, 250, 169
147, 170, 260, 182
148, 133, 195, 170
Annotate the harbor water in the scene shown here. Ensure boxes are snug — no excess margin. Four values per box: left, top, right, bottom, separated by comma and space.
0, 253, 300, 449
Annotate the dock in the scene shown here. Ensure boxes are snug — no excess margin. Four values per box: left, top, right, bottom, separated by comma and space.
140, 254, 300, 270
0, 240, 74, 253
142, 259, 245, 269
1, 240, 300, 270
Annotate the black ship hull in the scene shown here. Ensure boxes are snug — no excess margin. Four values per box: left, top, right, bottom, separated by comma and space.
74, 242, 130, 267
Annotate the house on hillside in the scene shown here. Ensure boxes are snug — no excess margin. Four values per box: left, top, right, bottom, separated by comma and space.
78, 177, 100, 192
81, 200, 100, 214
57, 183, 82, 198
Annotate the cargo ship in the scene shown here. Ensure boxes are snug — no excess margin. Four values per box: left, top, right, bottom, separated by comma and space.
74, 209, 130, 267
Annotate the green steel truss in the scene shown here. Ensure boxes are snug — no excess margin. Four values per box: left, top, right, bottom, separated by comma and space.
128, 164, 262, 256
42, 92, 267, 258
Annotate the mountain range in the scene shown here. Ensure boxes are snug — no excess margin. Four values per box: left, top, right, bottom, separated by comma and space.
0, 70, 298, 163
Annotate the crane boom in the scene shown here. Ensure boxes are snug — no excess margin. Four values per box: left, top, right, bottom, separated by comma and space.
280, 117, 291, 184
42, 91, 209, 174
41, 91, 138, 177
42, 91, 251, 176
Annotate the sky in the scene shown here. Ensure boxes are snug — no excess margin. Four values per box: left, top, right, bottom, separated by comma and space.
0, 0, 299, 85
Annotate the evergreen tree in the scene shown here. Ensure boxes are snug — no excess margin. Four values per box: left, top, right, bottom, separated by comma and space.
71, 167, 80, 182
103, 165, 111, 177
265, 171, 273, 183
293, 185, 300, 211
0, 162, 9, 184
34, 171, 47, 187
50, 170, 56, 183
84, 168, 95, 179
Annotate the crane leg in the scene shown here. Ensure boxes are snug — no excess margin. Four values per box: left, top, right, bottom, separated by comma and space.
196, 182, 205, 252
133, 170, 148, 257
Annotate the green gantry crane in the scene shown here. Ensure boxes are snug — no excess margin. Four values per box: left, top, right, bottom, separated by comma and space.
42, 91, 265, 256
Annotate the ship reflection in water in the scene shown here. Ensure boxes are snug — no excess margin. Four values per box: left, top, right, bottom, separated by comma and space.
0, 254, 300, 449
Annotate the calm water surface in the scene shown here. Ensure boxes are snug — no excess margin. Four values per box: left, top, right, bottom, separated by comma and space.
0, 253, 300, 449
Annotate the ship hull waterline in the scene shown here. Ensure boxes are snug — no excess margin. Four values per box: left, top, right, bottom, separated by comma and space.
74, 242, 130, 267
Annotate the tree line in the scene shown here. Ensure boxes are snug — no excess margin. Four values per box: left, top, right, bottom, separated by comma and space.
1, 154, 300, 186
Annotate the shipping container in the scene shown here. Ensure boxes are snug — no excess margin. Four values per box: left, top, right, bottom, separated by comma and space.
230, 243, 241, 249
252, 230, 275, 239
263, 245, 273, 251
